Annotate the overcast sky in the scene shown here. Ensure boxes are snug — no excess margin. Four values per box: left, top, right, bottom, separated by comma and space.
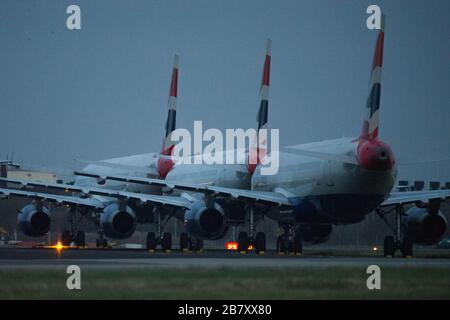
0, 0, 449, 181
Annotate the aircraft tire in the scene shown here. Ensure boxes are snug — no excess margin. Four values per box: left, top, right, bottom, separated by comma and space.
61, 230, 72, 246
383, 236, 396, 257
75, 230, 85, 247
146, 232, 157, 251
162, 232, 172, 251
238, 232, 249, 252
293, 235, 303, 255
401, 236, 413, 258
180, 232, 189, 251
254, 232, 266, 254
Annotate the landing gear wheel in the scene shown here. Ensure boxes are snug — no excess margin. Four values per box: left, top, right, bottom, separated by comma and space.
194, 239, 204, 252
161, 232, 172, 252
75, 230, 85, 247
188, 238, 203, 252
401, 236, 413, 258
146, 232, 157, 251
293, 236, 303, 255
277, 235, 289, 254
237, 232, 249, 252
61, 230, 72, 246
276, 236, 281, 253
383, 236, 396, 257
254, 232, 266, 254
196, 239, 203, 252
180, 232, 189, 251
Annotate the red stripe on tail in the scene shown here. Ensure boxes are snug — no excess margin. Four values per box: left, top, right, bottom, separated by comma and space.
170, 69, 178, 97
262, 56, 271, 86
372, 32, 384, 70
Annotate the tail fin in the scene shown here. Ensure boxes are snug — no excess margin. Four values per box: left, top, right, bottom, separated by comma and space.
257, 39, 271, 130
158, 54, 179, 178
248, 39, 271, 174
361, 15, 385, 140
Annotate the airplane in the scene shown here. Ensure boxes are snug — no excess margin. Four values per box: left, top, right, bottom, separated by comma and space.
0, 41, 274, 252
0, 55, 182, 248
1, 15, 449, 257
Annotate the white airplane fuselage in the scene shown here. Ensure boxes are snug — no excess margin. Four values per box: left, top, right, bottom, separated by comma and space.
78, 136, 396, 226
252, 137, 396, 224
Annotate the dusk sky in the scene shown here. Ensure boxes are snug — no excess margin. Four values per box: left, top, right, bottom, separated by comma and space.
0, 0, 449, 180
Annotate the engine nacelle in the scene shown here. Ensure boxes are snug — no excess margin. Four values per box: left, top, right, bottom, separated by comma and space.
404, 207, 447, 245
18, 204, 51, 237
300, 224, 333, 244
100, 203, 137, 239
185, 200, 227, 240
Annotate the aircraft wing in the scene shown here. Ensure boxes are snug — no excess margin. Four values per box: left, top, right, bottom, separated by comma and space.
0, 188, 105, 209
73, 172, 292, 206
380, 189, 450, 207
0, 178, 192, 209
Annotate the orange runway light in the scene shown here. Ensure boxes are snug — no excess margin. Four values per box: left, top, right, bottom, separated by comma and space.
45, 241, 70, 253
225, 241, 238, 250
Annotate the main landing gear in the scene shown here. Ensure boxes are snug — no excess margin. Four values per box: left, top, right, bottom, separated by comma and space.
146, 209, 173, 252
61, 207, 87, 247
236, 206, 267, 254
179, 232, 204, 252
276, 224, 303, 255
377, 205, 413, 258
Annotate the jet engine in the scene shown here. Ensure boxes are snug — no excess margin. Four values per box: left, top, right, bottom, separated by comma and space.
100, 203, 137, 239
404, 207, 447, 245
18, 204, 51, 237
300, 224, 333, 244
184, 200, 227, 240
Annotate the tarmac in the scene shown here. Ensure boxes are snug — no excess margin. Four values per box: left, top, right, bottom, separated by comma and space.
0, 247, 449, 269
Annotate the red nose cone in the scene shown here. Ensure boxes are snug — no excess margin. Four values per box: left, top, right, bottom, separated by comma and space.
357, 139, 395, 171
